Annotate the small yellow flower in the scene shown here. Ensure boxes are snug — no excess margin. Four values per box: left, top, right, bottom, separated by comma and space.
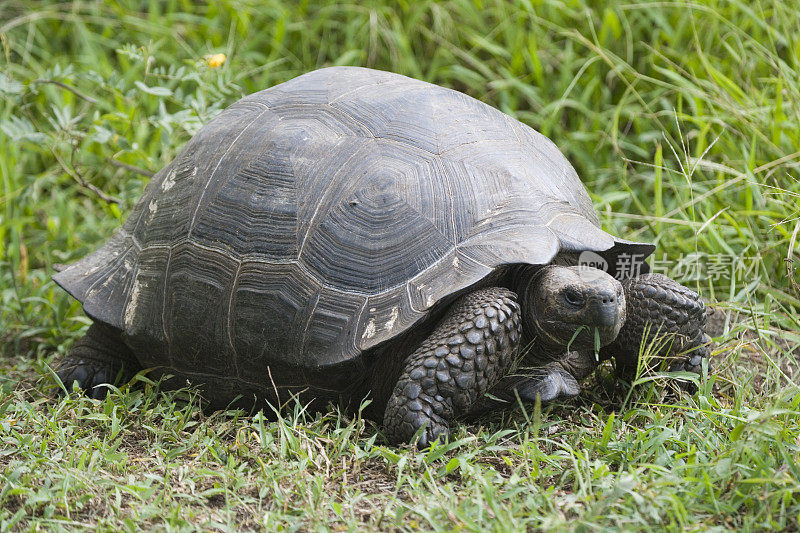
204, 53, 226, 68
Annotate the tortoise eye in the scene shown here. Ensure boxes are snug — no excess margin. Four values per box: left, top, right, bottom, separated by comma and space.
563, 288, 584, 307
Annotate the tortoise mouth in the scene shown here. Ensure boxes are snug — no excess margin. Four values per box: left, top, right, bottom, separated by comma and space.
538, 318, 621, 350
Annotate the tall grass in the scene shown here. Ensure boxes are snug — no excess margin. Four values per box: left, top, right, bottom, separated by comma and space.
1, 0, 798, 529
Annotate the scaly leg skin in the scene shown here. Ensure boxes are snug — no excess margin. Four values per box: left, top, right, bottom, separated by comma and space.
56, 322, 142, 399
467, 350, 595, 415
382, 288, 522, 447
600, 273, 710, 386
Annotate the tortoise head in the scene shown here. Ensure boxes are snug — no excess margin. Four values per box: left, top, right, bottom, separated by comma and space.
522, 265, 625, 352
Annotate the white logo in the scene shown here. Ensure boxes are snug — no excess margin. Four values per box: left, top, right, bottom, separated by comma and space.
578, 251, 609, 272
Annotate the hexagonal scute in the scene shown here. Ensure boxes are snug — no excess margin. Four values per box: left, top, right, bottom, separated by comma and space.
231, 261, 321, 380
163, 242, 239, 376
192, 144, 299, 259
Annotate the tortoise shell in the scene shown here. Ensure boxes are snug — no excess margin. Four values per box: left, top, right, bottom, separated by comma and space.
54, 67, 653, 388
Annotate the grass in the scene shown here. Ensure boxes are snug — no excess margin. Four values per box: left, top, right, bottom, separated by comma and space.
1, 0, 799, 530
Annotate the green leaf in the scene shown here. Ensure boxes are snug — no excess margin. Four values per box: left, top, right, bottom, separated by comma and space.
134, 80, 172, 96
729, 424, 746, 441
600, 412, 616, 449
445, 457, 460, 474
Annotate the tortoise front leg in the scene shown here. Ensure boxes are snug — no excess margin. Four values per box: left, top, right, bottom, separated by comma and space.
465, 364, 579, 415
56, 322, 141, 399
600, 273, 710, 381
382, 288, 522, 447
466, 347, 600, 415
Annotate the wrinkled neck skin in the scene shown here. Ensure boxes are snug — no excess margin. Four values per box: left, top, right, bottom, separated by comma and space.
513, 265, 569, 365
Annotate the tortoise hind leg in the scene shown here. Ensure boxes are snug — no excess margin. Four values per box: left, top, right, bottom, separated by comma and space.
56, 322, 141, 399
382, 288, 522, 447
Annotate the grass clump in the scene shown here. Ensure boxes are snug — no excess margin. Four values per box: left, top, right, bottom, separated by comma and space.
1, 0, 799, 530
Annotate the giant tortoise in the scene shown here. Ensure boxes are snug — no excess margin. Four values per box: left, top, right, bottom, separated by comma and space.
54, 67, 709, 446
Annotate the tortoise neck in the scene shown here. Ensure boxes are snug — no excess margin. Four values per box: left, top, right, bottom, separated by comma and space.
514, 265, 567, 363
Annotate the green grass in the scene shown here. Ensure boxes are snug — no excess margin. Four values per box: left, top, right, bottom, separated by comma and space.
1, 0, 799, 530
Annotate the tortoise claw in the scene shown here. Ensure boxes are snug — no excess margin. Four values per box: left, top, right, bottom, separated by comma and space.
54, 323, 141, 400
515, 369, 581, 403
416, 419, 450, 449
56, 357, 117, 399
668, 332, 711, 393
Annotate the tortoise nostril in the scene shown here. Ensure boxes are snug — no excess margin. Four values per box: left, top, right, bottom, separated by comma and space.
597, 289, 618, 305
593, 297, 621, 327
